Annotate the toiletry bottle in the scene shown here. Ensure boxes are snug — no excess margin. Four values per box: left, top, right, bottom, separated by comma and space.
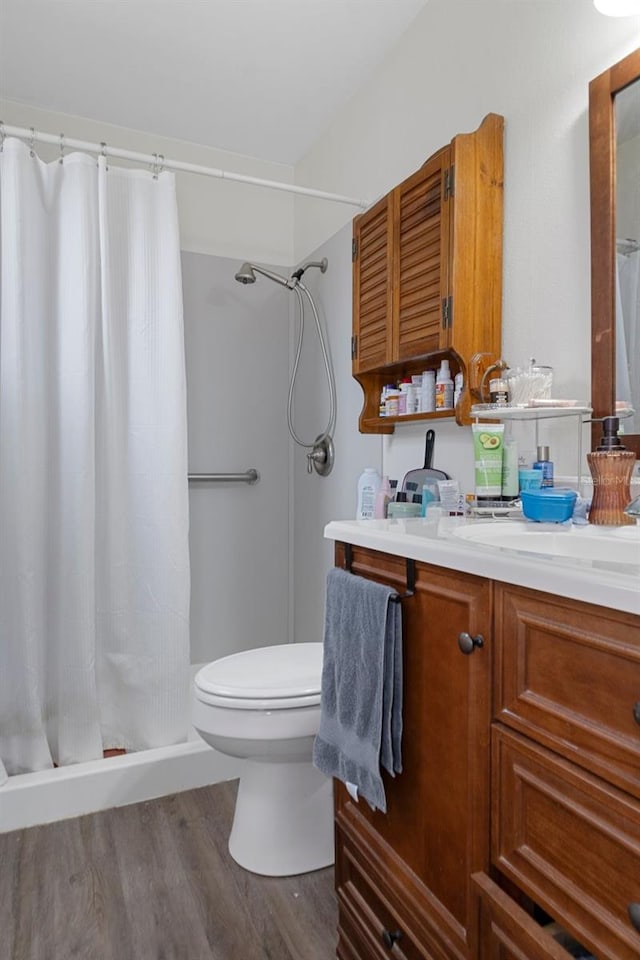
453, 372, 464, 407
385, 387, 399, 418
587, 416, 636, 525
421, 484, 436, 517
356, 467, 381, 519
435, 359, 454, 410
489, 377, 509, 407
374, 475, 392, 519
421, 370, 436, 413
398, 378, 412, 415
501, 429, 519, 501
533, 445, 554, 488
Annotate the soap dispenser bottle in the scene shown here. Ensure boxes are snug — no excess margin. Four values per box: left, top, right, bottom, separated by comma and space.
586, 417, 635, 525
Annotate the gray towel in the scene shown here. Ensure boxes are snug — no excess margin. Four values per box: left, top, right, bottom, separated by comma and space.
312, 567, 403, 812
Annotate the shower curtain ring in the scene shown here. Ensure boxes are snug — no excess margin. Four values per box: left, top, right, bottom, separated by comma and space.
100, 141, 108, 171
59, 133, 65, 165
0, 121, 4, 153
158, 153, 165, 176
151, 152, 159, 179
29, 127, 35, 158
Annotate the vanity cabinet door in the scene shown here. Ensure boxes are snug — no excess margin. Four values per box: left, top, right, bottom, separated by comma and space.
333, 543, 492, 960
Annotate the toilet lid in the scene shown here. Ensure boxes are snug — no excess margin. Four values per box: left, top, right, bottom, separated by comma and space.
194, 642, 323, 705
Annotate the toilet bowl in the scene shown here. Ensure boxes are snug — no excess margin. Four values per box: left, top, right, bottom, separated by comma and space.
192, 642, 334, 877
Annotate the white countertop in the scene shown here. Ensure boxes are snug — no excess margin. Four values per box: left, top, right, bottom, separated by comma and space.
324, 517, 640, 617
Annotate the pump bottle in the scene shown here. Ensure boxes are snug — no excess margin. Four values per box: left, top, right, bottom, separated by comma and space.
587, 417, 635, 525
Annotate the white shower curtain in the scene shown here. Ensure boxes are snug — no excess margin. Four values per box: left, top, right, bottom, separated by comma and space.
0, 138, 190, 776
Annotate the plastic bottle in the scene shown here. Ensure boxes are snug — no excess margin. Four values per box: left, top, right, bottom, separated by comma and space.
356, 467, 382, 519
435, 359, 454, 411
374, 475, 392, 519
398, 378, 412, 415
453, 372, 464, 407
421, 370, 436, 413
532, 445, 554, 488
501, 432, 519, 500
385, 387, 400, 418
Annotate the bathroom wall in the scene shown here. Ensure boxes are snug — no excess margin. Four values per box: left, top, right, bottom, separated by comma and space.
293, 0, 640, 489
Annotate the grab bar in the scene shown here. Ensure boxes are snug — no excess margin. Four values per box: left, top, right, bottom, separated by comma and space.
188, 469, 259, 485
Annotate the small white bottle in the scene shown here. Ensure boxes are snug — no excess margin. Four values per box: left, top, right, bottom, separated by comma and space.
435, 359, 454, 411
421, 370, 436, 413
454, 372, 464, 407
374, 475, 392, 519
356, 467, 382, 519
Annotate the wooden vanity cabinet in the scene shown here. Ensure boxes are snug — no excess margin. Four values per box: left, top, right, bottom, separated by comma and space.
331, 548, 640, 960
476, 584, 640, 960
333, 543, 493, 960
351, 113, 503, 433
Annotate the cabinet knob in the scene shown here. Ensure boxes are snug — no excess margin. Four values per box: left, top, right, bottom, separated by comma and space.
629, 902, 640, 933
381, 929, 402, 949
458, 632, 485, 655
633, 701, 640, 726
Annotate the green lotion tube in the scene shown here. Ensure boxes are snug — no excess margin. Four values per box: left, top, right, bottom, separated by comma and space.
472, 423, 505, 500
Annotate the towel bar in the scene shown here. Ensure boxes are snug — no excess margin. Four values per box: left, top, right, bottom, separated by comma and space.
343, 543, 415, 603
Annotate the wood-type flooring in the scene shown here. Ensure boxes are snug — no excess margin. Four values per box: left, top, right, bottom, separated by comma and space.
0, 779, 338, 960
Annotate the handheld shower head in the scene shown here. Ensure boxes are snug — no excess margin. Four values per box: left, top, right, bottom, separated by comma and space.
234, 262, 256, 284
234, 261, 291, 288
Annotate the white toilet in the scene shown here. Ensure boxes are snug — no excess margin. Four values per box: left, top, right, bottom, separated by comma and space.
192, 641, 334, 877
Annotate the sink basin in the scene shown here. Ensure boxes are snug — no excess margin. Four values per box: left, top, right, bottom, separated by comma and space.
451, 521, 640, 567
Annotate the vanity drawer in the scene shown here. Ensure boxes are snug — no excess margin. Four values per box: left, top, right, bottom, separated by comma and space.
471, 872, 581, 960
492, 726, 640, 960
335, 827, 450, 960
494, 584, 640, 797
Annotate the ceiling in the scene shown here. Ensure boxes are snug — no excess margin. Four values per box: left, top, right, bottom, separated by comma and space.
0, 0, 429, 165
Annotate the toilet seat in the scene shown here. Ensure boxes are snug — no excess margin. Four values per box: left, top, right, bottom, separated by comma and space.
194, 642, 323, 711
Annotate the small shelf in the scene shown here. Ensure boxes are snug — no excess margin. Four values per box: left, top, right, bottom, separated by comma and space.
471, 404, 592, 421
362, 409, 455, 431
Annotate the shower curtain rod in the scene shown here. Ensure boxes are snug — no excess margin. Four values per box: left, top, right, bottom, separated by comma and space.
1, 124, 368, 209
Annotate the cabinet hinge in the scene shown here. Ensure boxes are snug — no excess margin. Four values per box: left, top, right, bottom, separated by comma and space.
351, 334, 358, 360
352, 238, 358, 261
441, 296, 453, 329
444, 165, 455, 200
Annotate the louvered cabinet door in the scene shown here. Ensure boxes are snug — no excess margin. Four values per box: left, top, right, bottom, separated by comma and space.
393, 147, 451, 362
352, 194, 393, 374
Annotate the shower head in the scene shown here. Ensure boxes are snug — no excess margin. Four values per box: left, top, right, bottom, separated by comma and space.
234, 262, 256, 284
234, 261, 292, 288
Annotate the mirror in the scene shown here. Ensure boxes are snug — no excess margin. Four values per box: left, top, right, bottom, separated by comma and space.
590, 47, 640, 458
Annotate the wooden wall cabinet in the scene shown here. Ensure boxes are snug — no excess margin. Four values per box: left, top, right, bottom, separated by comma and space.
331, 545, 640, 960
351, 113, 504, 433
